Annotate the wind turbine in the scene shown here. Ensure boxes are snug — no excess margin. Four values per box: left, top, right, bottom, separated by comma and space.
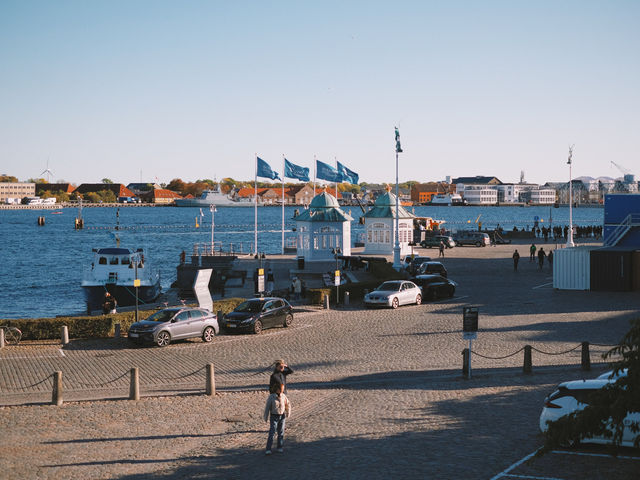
40, 158, 54, 183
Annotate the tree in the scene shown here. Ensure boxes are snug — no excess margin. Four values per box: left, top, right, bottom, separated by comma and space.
543, 318, 640, 450
0, 175, 19, 183
166, 178, 186, 194
102, 178, 114, 184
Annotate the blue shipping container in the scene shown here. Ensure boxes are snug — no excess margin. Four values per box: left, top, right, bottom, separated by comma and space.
604, 194, 640, 225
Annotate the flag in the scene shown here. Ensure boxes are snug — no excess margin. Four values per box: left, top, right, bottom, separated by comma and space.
284, 159, 310, 182
337, 161, 359, 185
316, 160, 344, 183
257, 157, 281, 180
395, 127, 403, 153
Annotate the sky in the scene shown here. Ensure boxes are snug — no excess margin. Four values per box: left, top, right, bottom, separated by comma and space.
1, 0, 639, 186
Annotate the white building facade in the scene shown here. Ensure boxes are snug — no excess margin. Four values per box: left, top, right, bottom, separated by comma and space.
362, 189, 415, 256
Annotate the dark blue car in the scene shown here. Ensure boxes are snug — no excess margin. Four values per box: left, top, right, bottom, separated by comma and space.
223, 297, 293, 334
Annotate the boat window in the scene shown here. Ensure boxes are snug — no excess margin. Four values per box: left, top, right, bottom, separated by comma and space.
121, 257, 130, 265
109, 257, 119, 265
98, 257, 107, 265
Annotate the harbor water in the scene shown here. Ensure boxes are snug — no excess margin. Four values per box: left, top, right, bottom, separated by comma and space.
0, 204, 603, 319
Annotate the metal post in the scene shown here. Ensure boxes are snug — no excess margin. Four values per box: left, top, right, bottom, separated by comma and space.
324, 294, 330, 310
468, 339, 472, 379
344, 291, 350, 306
129, 367, 140, 400
523, 345, 533, 374
462, 348, 469, 377
0, 328, 4, 349
581, 341, 591, 371
566, 145, 575, 247
206, 363, 215, 396
52, 371, 63, 406
61, 325, 69, 345
114, 323, 121, 338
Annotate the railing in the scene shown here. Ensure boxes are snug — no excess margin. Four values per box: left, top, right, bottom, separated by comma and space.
192, 242, 251, 256
604, 213, 640, 247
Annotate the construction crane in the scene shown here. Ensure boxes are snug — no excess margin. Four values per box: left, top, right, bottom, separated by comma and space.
611, 161, 632, 176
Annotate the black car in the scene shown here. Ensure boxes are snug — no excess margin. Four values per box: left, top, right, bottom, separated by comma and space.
410, 274, 457, 300
223, 297, 293, 334
406, 256, 432, 275
416, 261, 448, 277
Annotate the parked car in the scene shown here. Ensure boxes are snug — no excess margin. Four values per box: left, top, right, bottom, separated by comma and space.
539, 370, 639, 447
416, 261, 448, 277
410, 274, 457, 300
223, 297, 293, 334
364, 280, 422, 309
406, 256, 432, 274
128, 307, 219, 347
420, 235, 455, 249
452, 231, 490, 247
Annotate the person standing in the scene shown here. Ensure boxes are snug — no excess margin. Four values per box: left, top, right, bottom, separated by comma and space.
269, 359, 294, 393
529, 243, 537, 262
293, 277, 302, 301
548, 250, 554, 270
538, 247, 546, 270
438, 241, 445, 258
263, 382, 291, 455
266, 268, 275, 295
102, 292, 117, 314
512, 249, 520, 271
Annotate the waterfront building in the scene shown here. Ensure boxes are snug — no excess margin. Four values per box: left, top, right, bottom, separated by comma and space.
142, 188, 182, 204
410, 182, 452, 204
456, 184, 498, 205
0, 182, 35, 203
362, 186, 415, 256
294, 189, 353, 261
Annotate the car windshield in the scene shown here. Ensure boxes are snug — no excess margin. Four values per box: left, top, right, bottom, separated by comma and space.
234, 301, 263, 313
145, 309, 179, 322
377, 281, 401, 291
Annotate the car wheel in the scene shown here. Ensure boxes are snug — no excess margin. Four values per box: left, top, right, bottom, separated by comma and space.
415, 294, 422, 305
283, 314, 293, 328
476, 241, 481, 247
202, 326, 216, 342
253, 320, 263, 334
448, 287, 455, 298
156, 331, 171, 347
391, 297, 399, 309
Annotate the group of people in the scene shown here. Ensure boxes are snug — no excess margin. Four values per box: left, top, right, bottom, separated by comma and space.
264, 360, 294, 455
512, 243, 554, 271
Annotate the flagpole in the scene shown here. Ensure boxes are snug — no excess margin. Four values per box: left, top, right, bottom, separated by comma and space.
393, 127, 402, 271
282, 155, 285, 255
254, 154, 258, 255
335, 156, 338, 199
313, 155, 317, 195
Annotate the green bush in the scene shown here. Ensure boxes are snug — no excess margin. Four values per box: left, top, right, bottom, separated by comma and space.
307, 288, 331, 305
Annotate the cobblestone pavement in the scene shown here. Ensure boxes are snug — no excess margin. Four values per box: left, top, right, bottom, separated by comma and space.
1, 243, 639, 479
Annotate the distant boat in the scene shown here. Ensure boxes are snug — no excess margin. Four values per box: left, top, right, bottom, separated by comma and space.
82, 247, 161, 313
174, 184, 251, 207
428, 194, 466, 206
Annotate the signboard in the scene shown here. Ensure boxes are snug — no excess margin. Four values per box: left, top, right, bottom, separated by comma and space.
334, 270, 341, 287
193, 269, 213, 312
133, 279, 141, 288
257, 268, 265, 293
463, 307, 478, 340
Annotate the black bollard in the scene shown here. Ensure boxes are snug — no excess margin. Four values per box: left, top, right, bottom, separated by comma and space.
581, 341, 591, 371
523, 345, 532, 374
462, 348, 470, 377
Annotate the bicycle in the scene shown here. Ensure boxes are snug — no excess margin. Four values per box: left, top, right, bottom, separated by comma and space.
0, 326, 22, 345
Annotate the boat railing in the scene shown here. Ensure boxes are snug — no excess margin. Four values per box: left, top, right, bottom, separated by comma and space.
192, 242, 252, 256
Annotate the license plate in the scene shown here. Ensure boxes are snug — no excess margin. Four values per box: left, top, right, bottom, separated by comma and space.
129, 333, 139, 338
227, 324, 236, 328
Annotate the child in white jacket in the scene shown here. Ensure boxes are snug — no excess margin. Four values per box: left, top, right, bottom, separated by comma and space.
263, 382, 291, 454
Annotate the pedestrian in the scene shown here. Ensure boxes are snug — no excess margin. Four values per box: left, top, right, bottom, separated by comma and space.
293, 277, 302, 301
269, 359, 293, 393
548, 250, 554, 270
529, 243, 536, 262
263, 382, 291, 455
512, 249, 520, 271
538, 247, 546, 270
438, 241, 445, 258
266, 268, 275, 295
102, 292, 117, 314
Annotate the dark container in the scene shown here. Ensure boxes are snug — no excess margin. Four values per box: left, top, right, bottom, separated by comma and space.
604, 194, 640, 225
297, 256, 305, 270
633, 251, 640, 292
590, 248, 634, 292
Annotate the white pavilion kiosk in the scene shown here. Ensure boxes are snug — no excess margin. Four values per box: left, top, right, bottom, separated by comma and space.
362, 187, 415, 256
294, 190, 353, 261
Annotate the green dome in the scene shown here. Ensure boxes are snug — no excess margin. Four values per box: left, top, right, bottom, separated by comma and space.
309, 191, 340, 209
375, 191, 398, 206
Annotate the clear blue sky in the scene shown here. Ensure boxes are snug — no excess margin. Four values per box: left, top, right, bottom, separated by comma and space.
1, 0, 638, 186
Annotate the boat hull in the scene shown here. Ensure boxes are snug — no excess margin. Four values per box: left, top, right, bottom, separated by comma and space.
83, 283, 161, 313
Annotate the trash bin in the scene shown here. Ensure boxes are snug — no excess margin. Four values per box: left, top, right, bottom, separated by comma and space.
297, 256, 305, 270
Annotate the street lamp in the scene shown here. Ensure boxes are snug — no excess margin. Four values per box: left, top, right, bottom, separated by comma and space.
392, 127, 403, 271
566, 145, 575, 248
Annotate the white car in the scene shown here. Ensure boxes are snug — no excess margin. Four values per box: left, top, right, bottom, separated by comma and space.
364, 281, 422, 309
539, 371, 639, 447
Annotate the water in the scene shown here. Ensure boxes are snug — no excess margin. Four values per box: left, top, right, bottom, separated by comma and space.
0, 204, 602, 319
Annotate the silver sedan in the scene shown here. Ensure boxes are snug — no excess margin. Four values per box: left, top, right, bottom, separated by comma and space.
128, 307, 219, 347
364, 281, 422, 309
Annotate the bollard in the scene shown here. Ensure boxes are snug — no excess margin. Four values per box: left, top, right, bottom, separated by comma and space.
114, 323, 121, 338
581, 341, 591, 371
217, 310, 223, 322
206, 363, 215, 396
462, 348, 469, 378
61, 325, 69, 345
523, 345, 532, 374
324, 294, 330, 310
52, 371, 63, 406
0, 328, 4, 349
129, 367, 140, 400
344, 291, 350, 306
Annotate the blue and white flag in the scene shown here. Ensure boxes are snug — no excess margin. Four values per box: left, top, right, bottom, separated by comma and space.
316, 160, 344, 183
257, 157, 281, 180
284, 159, 310, 182
337, 161, 359, 185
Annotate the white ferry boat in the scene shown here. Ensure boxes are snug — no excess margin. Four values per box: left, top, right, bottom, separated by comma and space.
428, 193, 466, 206
82, 247, 161, 312
174, 184, 251, 207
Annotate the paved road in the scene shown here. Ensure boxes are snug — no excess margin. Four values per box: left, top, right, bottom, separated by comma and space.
1, 243, 638, 479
